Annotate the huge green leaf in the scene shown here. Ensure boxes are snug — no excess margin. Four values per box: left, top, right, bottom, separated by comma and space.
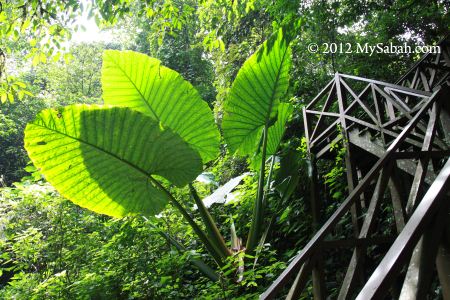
250, 102, 293, 169
266, 103, 293, 155
274, 149, 303, 203
222, 29, 292, 155
102, 50, 219, 163
24, 105, 202, 218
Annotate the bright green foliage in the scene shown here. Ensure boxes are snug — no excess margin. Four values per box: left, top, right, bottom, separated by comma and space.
0, 179, 289, 299
4, 1, 450, 299
0, 0, 79, 55
102, 50, 220, 163
34, 43, 104, 105
221, 28, 292, 251
0, 0, 133, 66
0, 181, 209, 299
0, 0, 81, 104
251, 102, 293, 168
222, 29, 292, 156
24, 50, 224, 269
24, 105, 202, 218
266, 102, 293, 155
324, 136, 347, 201
0, 77, 31, 104
0, 43, 105, 186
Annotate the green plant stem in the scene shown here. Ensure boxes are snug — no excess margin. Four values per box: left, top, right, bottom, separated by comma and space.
246, 124, 269, 252
189, 184, 231, 258
263, 155, 276, 206
148, 176, 225, 267
145, 219, 219, 282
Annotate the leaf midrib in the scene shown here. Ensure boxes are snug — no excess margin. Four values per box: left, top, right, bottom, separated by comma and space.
31, 120, 155, 184
265, 43, 289, 125
232, 40, 289, 152
105, 52, 160, 122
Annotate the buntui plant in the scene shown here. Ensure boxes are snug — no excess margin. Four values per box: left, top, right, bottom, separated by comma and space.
24, 28, 293, 281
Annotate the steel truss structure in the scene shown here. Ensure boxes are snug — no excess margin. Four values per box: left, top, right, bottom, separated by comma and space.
261, 36, 450, 299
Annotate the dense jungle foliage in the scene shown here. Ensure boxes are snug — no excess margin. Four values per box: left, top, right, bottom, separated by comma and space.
0, 0, 449, 299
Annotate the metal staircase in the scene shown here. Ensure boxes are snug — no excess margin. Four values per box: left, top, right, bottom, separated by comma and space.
261, 36, 450, 299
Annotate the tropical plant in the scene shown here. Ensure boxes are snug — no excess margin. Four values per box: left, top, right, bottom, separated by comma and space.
222, 28, 293, 251
23, 28, 293, 281
0, 178, 219, 299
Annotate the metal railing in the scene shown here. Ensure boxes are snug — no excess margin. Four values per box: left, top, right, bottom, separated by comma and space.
261, 36, 450, 300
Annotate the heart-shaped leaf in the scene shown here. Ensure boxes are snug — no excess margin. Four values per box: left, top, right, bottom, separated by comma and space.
222, 29, 292, 156
24, 105, 202, 218
102, 50, 219, 163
